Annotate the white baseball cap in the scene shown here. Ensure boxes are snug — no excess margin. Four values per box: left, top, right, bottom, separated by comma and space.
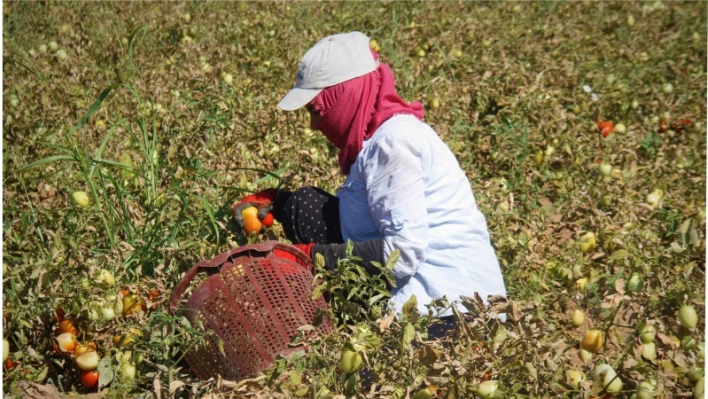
277, 31, 378, 111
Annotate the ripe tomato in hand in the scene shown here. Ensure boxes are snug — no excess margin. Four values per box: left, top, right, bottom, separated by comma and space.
242, 216, 263, 235
241, 206, 258, 220
262, 212, 274, 228
81, 369, 100, 389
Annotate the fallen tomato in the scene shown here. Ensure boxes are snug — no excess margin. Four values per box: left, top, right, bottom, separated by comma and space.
679, 305, 698, 329
55, 332, 78, 353
51, 306, 65, 322
73, 342, 97, 358
671, 119, 691, 133
81, 369, 99, 389
571, 309, 585, 327
412, 388, 434, 399
4, 356, 16, 370
122, 293, 143, 315
581, 329, 604, 353
476, 380, 498, 399
76, 351, 100, 371
596, 120, 614, 137
119, 361, 136, 383
59, 319, 80, 336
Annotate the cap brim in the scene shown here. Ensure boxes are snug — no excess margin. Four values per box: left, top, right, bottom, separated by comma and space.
277, 87, 323, 111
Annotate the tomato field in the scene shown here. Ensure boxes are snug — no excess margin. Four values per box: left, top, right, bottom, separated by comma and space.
2, 2, 706, 398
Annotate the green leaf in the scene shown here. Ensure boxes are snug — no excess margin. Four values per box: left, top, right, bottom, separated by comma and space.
34, 365, 48, 382
401, 295, 419, 323
368, 293, 386, 306
18, 155, 76, 172
6, 57, 43, 81
68, 83, 122, 137
345, 240, 354, 257
128, 24, 149, 66
195, 195, 219, 246
88, 118, 128, 178
385, 249, 400, 270
289, 369, 302, 386
608, 249, 630, 262
314, 253, 325, 270
492, 323, 508, 345
97, 356, 114, 389
311, 282, 327, 300
401, 322, 416, 350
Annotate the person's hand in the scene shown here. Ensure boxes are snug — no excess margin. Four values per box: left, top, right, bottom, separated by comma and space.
232, 189, 277, 236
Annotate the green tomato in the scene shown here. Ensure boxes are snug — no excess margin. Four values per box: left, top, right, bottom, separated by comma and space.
339, 351, 363, 374
679, 305, 698, 329
638, 322, 656, 344
695, 377, 704, 399
687, 367, 704, 383
120, 362, 137, 383
413, 388, 434, 399
476, 380, 498, 399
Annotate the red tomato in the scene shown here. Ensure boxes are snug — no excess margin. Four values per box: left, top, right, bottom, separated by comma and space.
4, 356, 16, 370
59, 319, 79, 336
262, 212, 274, 228
596, 120, 614, 138
671, 119, 691, 133
81, 370, 100, 389
658, 119, 669, 133
52, 306, 65, 322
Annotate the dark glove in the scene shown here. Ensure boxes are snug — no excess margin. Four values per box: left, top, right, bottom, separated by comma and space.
232, 189, 277, 235
311, 238, 385, 275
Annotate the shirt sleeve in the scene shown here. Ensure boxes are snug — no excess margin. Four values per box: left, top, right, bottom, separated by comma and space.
363, 131, 429, 279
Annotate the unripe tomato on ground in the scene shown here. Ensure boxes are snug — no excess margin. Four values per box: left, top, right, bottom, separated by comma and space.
122, 293, 143, 315
413, 388, 434, 399
581, 330, 603, 353
571, 310, 585, 326
119, 362, 136, 383
76, 351, 100, 371
476, 380, 498, 399
72, 191, 90, 207
81, 369, 99, 389
679, 305, 698, 329
73, 342, 97, 358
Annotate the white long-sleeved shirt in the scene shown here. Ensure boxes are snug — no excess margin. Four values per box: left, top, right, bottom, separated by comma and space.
337, 114, 507, 316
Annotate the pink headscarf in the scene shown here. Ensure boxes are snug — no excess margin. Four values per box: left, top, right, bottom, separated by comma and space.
311, 50, 425, 175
